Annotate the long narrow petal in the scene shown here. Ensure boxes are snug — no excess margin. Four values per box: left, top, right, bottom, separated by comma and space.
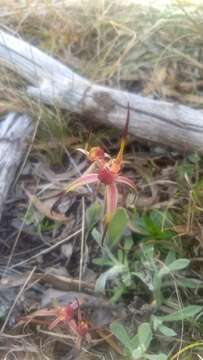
48, 317, 62, 330
65, 173, 99, 192
116, 104, 130, 163
116, 176, 136, 191
105, 183, 118, 223
76, 148, 89, 156
122, 103, 130, 141
30, 309, 58, 317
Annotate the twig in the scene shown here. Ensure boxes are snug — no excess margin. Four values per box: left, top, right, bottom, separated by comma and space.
2, 202, 32, 278
0, 266, 36, 332
10, 228, 81, 269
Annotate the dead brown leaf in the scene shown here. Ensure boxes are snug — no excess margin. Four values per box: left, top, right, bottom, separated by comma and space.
25, 189, 69, 222
0, 272, 94, 292
181, 94, 203, 105
143, 65, 167, 95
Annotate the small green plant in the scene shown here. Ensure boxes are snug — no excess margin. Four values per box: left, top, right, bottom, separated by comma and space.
111, 321, 167, 360
133, 244, 190, 307
25, 206, 57, 235
132, 209, 175, 242
92, 207, 131, 301
88, 204, 203, 358
50, 105, 136, 233
111, 303, 203, 360
92, 207, 193, 305
151, 304, 203, 336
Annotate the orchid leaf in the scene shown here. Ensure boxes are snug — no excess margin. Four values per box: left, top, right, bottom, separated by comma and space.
86, 201, 102, 230
105, 207, 128, 248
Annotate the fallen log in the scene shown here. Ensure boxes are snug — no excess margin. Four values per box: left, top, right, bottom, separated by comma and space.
1, 30, 203, 153
0, 112, 33, 220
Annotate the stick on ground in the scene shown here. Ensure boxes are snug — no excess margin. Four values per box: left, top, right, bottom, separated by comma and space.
0, 30, 203, 153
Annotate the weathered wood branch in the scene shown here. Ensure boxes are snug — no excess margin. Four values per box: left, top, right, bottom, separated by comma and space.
0, 112, 33, 219
1, 30, 203, 153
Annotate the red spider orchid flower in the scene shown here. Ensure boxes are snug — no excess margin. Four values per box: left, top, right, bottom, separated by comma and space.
18, 299, 90, 349
65, 105, 136, 223
19, 299, 80, 331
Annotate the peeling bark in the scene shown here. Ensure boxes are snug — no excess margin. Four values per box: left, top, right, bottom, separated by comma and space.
0, 112, 33, 219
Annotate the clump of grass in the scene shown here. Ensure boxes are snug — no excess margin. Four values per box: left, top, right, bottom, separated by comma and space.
1, 0, 203, 163
2, 0, 203, 99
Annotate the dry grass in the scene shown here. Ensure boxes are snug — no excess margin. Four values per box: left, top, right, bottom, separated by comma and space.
1, 0, 203, 99
1, 0, 203, 160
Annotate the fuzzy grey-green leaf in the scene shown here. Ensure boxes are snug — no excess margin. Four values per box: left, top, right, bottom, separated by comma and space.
138, 322, 152, 352
159, 324, 176, 337
158, 258, 190, 277
110, 322, 132, 349
157, 305, 202, 322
